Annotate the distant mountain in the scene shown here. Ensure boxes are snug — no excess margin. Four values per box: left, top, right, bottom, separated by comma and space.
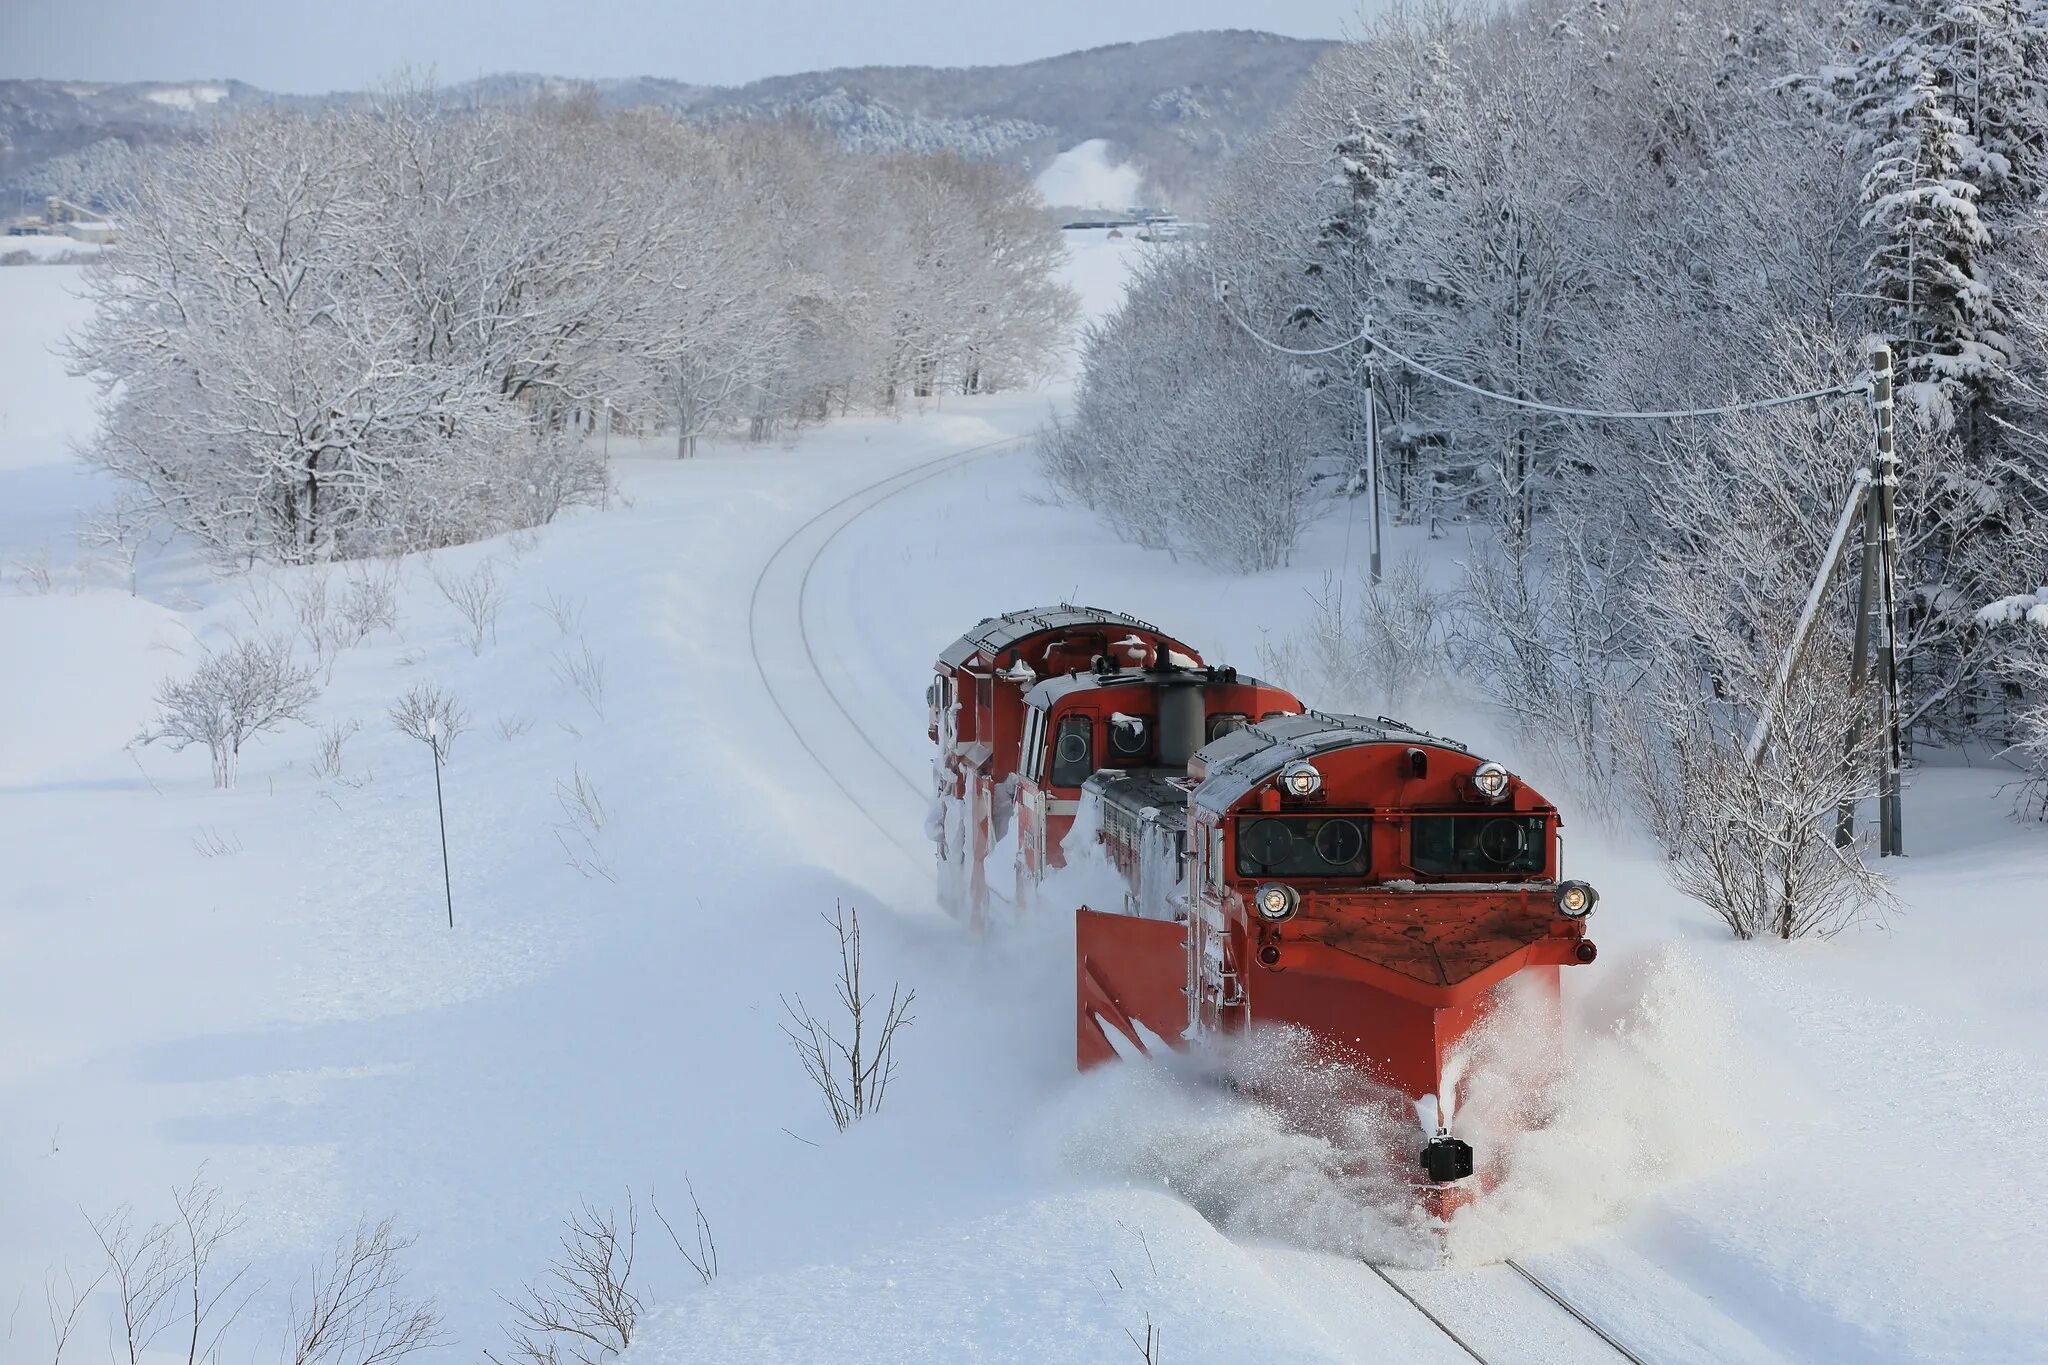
0, 31, 1335, 209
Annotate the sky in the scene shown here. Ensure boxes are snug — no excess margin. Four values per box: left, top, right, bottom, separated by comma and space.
1, 0, 1361, 93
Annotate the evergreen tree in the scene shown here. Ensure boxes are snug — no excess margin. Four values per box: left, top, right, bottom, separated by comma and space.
1859, 72, 2003, 428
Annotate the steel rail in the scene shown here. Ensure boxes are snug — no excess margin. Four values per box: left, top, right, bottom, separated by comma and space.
1368, 1265, 1490, 1363
1506, 1258, 1654, 1365
796, 435, 1030, 799
746, 434, 1027, 866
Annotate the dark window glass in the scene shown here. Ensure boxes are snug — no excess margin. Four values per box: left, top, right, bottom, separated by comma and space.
1049, 715, 1095, 787
1108, 715, 1150, 762
1235, 816, 1370, 876
1409, 816, 1547, 875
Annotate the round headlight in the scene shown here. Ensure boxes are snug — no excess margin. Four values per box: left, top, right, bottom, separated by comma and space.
1556, 880, 1598, 918
1254, 882, 1299, 922
1279, 760, 1322, 798
1471, 760, 1512, 802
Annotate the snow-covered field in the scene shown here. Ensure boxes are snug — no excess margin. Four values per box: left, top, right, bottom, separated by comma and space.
4, 232, 2046, 1364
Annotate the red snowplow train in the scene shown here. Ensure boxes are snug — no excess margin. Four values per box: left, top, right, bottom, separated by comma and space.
929, 606, 1600, 1214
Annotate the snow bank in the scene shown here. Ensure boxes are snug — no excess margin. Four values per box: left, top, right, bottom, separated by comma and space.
627, 1187, 1477, 1364
1035, 139, 1144, 210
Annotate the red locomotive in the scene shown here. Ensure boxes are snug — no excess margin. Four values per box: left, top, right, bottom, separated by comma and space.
928, 606, 1299, 921
928, 606, 1601, 1212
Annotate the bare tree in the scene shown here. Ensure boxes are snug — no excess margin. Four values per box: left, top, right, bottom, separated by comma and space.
42, 1262, 109, 1365
282, 1220, 444, 1365
78, 494, 162, 597
539, 590, 584, 636
85, 1177, 253, 1365
140, 635, 319, 788
553, 766, 615, 883
1978, 590, 2048, 818
335, 566, 400, 646
314, 719, 362, 781
781, 903, 915, 1132
1259, 563, 1452, 717
432, 561, 504, 656
550, 640, 608, 721
486, 1199, 642, 1365
650, 1180, 718, 1287
388, 684, 469, 762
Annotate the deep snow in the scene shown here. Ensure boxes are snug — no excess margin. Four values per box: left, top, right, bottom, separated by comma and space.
2, 230, 2046, 1364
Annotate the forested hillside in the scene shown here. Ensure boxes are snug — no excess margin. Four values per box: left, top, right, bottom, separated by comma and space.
1, 31, 1332, 208
1049, 0, 2048, 931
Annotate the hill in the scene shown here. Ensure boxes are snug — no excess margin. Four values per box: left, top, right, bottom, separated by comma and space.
0, 31, 1334, 209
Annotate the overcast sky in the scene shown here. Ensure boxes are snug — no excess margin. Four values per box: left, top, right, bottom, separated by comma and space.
2, 1, 1360, 93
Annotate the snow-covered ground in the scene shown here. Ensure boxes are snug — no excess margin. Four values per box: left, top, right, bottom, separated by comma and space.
4, 233, 2046, 1364
0, 235, 106, 265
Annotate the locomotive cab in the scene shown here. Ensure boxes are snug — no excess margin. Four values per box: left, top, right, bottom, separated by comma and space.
1010, 664, 1303, 900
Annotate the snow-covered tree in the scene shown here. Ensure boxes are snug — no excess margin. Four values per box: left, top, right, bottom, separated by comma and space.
1044, 249, 1331, 570
71, 89, 1075, 558
1858, 73, 2004, 430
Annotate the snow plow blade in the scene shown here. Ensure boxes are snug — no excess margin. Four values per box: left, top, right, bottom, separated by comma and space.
1076, 907, 1187, 1069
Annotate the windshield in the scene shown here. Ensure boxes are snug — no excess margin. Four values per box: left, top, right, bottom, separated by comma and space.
1235, 816, 1370, 877
1409, 815, 1547, 876
1049, 714, 1094, 787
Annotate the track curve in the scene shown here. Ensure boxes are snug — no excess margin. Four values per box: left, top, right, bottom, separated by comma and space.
744, 433, 1027, 864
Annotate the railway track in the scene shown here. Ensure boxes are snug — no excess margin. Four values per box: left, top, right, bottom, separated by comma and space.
744, 433, 1668, 1365
1365, 1258, 1654, 1365
745, 433, 1026, 864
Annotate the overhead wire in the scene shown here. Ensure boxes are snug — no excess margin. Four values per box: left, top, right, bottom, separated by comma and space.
1211, 278, 1872, 420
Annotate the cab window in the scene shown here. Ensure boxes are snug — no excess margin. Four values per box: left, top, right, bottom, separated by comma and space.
1236, 815, 1370, 877
1049, 715, 1095, 787
1107, 714, 1150, 765
1410, 815, 1547, 875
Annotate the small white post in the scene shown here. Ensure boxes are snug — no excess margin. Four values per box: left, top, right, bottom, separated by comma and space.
427, 716, 452, 927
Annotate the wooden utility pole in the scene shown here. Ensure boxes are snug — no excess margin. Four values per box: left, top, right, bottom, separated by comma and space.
1838, 343, 1905, 855
1364, 354, 1384, 584
1871, 344, 1905, 855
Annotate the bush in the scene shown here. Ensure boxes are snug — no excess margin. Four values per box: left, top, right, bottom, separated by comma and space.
140, 635, 319, 789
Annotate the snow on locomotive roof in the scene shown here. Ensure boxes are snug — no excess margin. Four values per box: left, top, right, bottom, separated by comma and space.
1189, 710, 1470, 815
937, 604, 1190, 668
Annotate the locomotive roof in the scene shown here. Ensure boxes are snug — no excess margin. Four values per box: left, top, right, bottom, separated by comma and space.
1023, 664, 1250, 711
937, 604, 1192, 669
1188, 710, 1471, 815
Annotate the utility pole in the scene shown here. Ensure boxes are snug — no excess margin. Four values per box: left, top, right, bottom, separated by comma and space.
1363, 351, 1384, 584
1839, 343, 1905, 855
1871, 343, 1905, 856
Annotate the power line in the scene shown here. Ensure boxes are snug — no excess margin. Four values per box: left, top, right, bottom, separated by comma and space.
1212, 281, 1872, 420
